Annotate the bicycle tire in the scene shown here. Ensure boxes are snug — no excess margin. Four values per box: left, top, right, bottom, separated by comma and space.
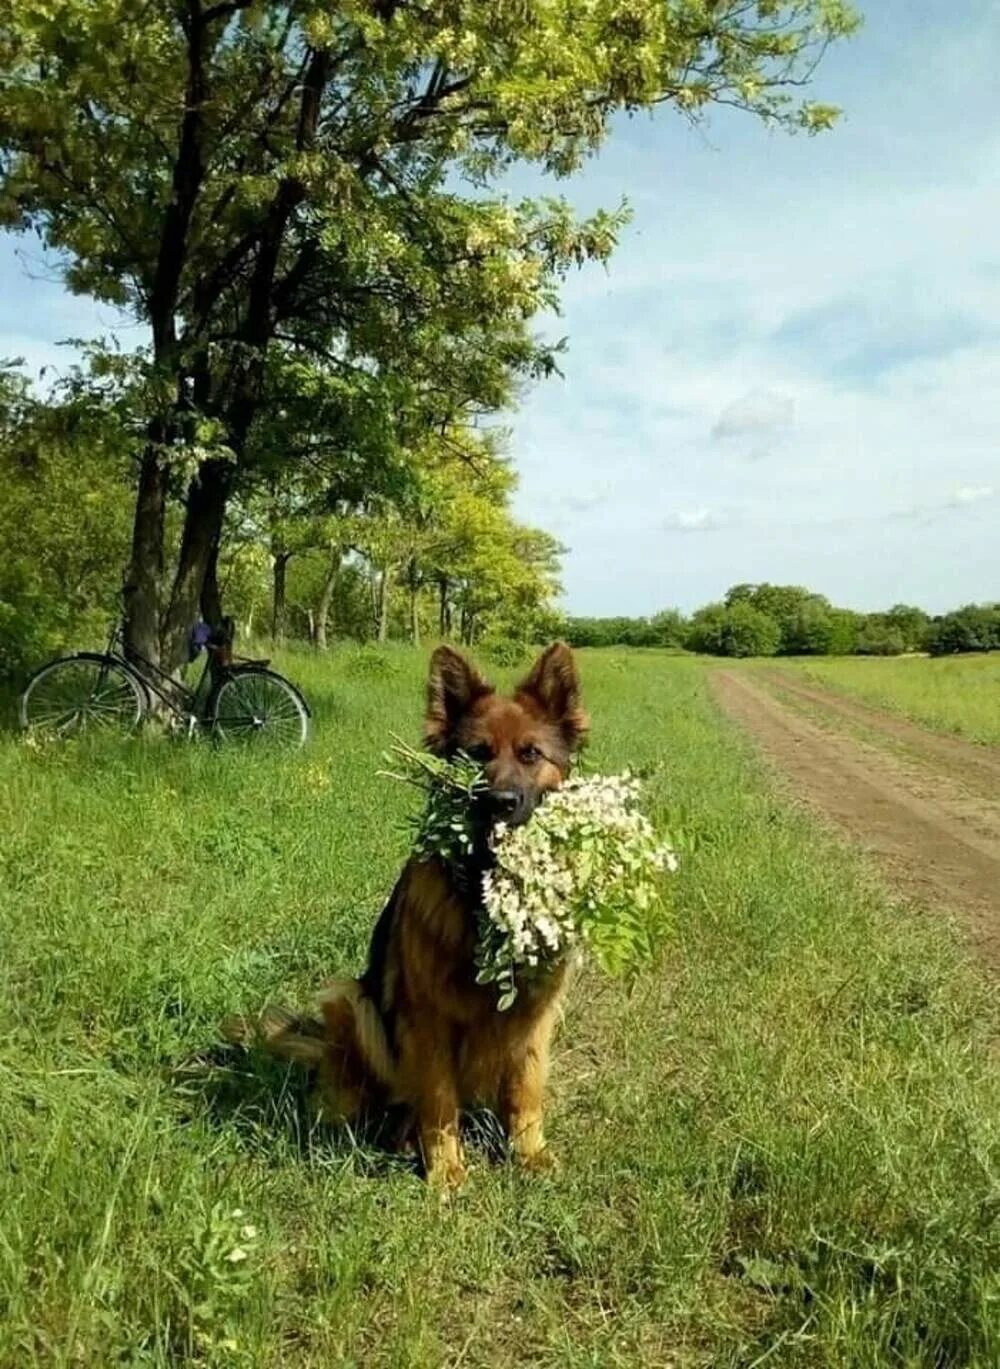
210, 667, 310, 749
19, 652, 148, 736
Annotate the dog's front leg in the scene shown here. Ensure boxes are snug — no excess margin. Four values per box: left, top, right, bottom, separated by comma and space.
403, 1028, 465, 1188
501, 1037, 557, 1173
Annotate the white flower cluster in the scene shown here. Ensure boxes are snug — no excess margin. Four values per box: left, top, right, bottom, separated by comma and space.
477, 772, 679, 1009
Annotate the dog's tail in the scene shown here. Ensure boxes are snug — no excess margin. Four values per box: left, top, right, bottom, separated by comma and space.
220, 980, 396, 1088
317, 978, 396, 1089
219, 1004, 327, 1066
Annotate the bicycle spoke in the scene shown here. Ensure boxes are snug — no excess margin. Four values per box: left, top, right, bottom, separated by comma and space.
213, 671, 307, 748
21, 657, 144, 737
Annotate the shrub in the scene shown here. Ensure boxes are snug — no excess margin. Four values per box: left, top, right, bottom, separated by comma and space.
687, 602, 780, 658
926, 605, 1000, 656
856, 626, 907, 656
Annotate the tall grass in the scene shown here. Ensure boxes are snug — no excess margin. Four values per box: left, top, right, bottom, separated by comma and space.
783, 653, 1000, 745
1, 647, 997, 1366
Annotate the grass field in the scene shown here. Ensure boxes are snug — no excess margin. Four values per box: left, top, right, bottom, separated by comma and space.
780, 653, 1000, 745
2, 647, 998, 1367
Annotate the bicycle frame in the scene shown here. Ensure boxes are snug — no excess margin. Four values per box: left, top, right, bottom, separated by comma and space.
104, 622, 215, 721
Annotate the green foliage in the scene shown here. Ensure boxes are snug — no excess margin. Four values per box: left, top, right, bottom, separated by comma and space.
725, 583, 833, 655
567, 591, 996, 663
688, 587, 981, 661
686, 601, 781, 658
564, 610, 687, 649
825, 607, 862, 656
384, 738, 486, 864
855, 624, 907, 656
854, 604, 929, 656
782, 601, 836, 655
0, 374, 133, 673
884, 603, 931, 650
926, 604, 1000, 656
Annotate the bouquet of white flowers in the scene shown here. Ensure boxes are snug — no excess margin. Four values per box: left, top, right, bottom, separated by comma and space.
385, 743, 680, 1010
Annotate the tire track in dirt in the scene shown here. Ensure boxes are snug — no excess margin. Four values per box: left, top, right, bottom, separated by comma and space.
761, 669, 1000, 799
711, 670, 1000, 974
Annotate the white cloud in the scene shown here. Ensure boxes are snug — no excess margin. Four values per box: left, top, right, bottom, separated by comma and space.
663, 508, 722, 533
712, 389, 795, 441
949, 485, 995, 507
558, 487, 609, 514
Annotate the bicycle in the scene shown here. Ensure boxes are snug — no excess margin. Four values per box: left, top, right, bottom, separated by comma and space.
19, 610, 310, 748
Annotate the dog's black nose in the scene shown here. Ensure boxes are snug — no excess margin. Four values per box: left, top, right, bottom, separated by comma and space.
486, 789, 520, 819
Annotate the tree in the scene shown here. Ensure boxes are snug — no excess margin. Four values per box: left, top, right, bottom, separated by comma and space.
926, 606, 1000, 656
856, 623, 906, 656
827, 607, 861, 655
782, 601, 835, 655
0, 368, 134, 672
882, 604, 930, 652
720, 603, 782, 658
686, 602, 780, 658
650, 609, 688, 649
1, 1, 859, 671
560, 611, 687, 649
434, 491, 563, 649
724, 583, 835, 654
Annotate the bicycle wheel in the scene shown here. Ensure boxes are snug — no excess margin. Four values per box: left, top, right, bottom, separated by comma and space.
211, 668, 309, 749
20, 653, 147, 736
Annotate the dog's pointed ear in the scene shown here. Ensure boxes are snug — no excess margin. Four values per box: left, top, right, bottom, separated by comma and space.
425, 645, 492, 754
516, 642, 588, 752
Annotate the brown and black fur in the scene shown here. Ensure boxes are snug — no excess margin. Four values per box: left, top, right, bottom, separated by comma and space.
224, 643, 587, 1187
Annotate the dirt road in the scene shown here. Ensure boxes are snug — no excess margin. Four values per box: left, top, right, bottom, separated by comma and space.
712, 669, 1000, 974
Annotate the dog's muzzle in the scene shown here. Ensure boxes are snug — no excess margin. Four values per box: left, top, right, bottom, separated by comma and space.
481, 787, 536, 829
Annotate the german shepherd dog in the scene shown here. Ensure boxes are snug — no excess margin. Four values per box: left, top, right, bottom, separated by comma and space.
225, 642, 587, 1187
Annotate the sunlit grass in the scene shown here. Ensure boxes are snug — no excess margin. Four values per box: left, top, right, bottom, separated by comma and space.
779, 653, 1000, 744
1, 646, 997, 1366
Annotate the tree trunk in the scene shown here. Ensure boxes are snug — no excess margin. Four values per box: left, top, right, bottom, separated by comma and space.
200, 514, 224, 625
124, 443, 168, 667
271, 550, 291, 644
377, 566, 390, 644
368, 568, 378, 639
408, 557, 420, 646
160, 458, 231, 673
438, 576, 450, 638
314, 552, 340, 650
125, 9, 215, 672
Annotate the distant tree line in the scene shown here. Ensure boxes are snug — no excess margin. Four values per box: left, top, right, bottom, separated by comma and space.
564, 585, 1000, 659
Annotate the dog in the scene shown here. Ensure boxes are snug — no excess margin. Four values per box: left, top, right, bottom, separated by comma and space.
223, 642, 587, 1187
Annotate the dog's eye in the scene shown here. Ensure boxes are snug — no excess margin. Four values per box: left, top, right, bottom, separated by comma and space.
466, 743, 494, 764
519, 744, 542, 764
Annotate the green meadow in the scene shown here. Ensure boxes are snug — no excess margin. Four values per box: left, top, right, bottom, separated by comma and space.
785, 653, 1000, 746
2, 649, 997, 1367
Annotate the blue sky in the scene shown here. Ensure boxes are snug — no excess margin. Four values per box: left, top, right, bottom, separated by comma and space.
2, 0, 998, 616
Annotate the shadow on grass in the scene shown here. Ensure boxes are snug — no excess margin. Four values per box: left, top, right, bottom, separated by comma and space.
168, 1040, 510, 1182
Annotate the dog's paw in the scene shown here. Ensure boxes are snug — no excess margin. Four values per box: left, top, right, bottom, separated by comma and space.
517, 1146, 560, 1176
427, 1158, 468, 1191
